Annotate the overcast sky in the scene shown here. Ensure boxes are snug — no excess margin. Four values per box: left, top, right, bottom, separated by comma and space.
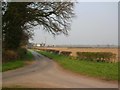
31, 2, 118, 45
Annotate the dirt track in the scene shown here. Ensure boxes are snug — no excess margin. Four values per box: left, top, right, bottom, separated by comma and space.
3, 50, 118, 88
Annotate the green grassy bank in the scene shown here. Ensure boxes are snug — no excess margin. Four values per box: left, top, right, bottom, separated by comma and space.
2, 51, 34, 72
38, 51, 118, 80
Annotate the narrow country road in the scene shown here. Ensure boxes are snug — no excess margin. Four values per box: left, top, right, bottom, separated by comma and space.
3, 50, 118, 88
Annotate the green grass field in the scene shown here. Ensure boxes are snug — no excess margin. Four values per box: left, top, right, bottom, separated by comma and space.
2, 51, 34, 72
38, 51, 118, 80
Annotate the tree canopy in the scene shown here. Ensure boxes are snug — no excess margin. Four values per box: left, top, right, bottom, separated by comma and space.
2, 2, 75, 50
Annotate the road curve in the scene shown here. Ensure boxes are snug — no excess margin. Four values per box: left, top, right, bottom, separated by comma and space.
3, 50, 118, 88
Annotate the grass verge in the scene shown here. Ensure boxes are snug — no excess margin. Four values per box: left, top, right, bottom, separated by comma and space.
38, 51, 118, 81
2, 51, 34, 72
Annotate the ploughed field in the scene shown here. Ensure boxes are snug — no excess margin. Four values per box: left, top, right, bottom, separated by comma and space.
35, 47, 119, 62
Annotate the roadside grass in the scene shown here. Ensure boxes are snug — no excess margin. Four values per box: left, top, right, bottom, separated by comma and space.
2, 51, 34, 72
38, 51, 118, 80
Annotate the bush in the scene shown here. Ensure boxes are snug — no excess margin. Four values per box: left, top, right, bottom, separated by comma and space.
17, 48, 27, 59
47, 49, 60, 54
52, 50, 60, 54
3, 48, 28, 62
60, 51, 72, 56
77, 52, 116, 62
3, 50, 18, 61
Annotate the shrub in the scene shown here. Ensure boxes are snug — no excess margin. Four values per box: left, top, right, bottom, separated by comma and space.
52, 50, 60, 54
46, 49, 60, 54
3, 50, 18, 61
60, 51, 72, 56
17, 48, 27, 59
77, 52, 116, 62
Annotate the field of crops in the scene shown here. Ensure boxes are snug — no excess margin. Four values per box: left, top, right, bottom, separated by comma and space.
35, 47, 119, 62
